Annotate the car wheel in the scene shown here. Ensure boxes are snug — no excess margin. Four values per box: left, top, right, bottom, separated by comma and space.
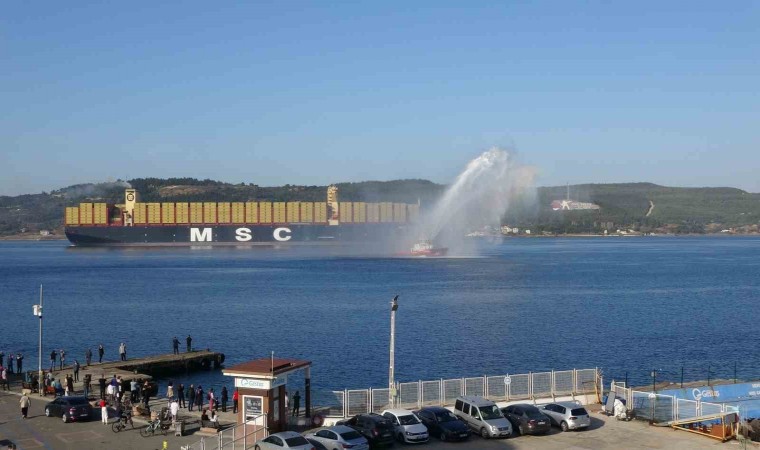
560, 421, 569, 432
62, 413, 69, 423
480, 427, 489, 438
254, 446, 261, 450
397, 433, 405, 443
439, 432, 447, 441
45, 408, 51, 417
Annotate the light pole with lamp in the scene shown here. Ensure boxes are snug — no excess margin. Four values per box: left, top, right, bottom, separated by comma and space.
33, 284, 44, 396
389, 295, 399, 408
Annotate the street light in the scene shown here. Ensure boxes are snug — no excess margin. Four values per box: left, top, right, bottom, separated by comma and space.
33, 284, 44, 396
389, 295, 399, 407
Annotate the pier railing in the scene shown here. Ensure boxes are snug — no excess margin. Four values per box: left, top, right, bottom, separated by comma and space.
610, 382, 739, 424
320, 368, 599, 418
182, 414, 267, 450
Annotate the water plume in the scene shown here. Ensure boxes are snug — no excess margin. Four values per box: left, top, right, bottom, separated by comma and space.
422, 147, 535, 247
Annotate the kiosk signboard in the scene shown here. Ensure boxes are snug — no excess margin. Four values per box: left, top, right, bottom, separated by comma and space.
244, 395, 265, 425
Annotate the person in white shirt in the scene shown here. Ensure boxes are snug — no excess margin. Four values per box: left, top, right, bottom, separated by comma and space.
170, 398, 179, 423
209, 410, 219, 428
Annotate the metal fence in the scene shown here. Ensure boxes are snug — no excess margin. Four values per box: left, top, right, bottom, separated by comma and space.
319, 368, 599, 418
610, 382, 739, 424
182, 414, 267, 450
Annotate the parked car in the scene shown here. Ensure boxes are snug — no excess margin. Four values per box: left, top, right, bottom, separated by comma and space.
44, 396, 92, 423
416, 406, 471, 441
381, 409, 429, 444
305, 425, 370, 450
501, 404, 551, 435
539, 402, 591, 431
452, 396, 512, 438
305, 438, 328, 450
254, 431, 315, 450
338, 413, 395, 447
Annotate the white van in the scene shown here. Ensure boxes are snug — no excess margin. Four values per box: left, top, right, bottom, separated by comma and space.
453, 396, 512, 438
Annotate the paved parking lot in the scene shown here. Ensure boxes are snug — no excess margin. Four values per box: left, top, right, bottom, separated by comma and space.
0, 391, 737, 449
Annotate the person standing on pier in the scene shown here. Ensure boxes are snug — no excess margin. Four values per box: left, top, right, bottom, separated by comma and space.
166, 382, 174, 400
208, 388, 216, 411
100, 398, 108, 424
292, 391, 301, 417
73, 360, 80, 382
172, 337, 179, 355
142, 380, 151, 407
19, 392, 31, 419
186, 335, 192, 352
98, 374, 106, 399
98, 344, 104, 363
232, 388, 239, 414
196, 385, 204, 411
188, 384, 195, 411
130, 379, 138, 403
118, 343, 126, 361
85, 348, 92, 367
16, 353, 23, 373
49, 350, 56, 372
220, 386, 228, 412
1, 366, 8, 391
59, 349, 65, 370
66, 374, 74, 396
83, 374, 91, 399
177, 384, 186, 408
7, 354, 14, 374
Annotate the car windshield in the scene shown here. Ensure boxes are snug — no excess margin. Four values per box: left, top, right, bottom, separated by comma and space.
571, 408, 588, 416
435, 411, 458, 423
339, 431, 362, 440
285, 436, 309, 446
67, 398, 89, 405
398, 414, 420, 425
480, 405, 503, 420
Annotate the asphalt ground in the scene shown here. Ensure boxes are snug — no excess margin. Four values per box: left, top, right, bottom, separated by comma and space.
0, 390, 741, 449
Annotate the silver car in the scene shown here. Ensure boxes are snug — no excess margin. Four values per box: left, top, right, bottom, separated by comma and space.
453, 396, 512, 438
304, 425, 369, 450
254, 431, 315, 450
540, 402, 591, 431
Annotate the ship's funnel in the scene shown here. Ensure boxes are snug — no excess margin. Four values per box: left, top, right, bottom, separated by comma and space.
124, 189, 139, 226
327, 185, 339, 226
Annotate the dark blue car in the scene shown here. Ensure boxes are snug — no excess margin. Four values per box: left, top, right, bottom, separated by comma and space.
416, 406, 471, 442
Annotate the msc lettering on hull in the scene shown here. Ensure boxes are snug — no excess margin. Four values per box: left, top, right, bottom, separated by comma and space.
190, 227, 292, 242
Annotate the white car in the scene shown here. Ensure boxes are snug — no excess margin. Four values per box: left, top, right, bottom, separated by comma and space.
304, 425, 369, 450
254, 431, 315, 450
382, 409, 429, 444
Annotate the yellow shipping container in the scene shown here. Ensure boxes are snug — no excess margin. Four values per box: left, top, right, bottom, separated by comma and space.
393, 203, 407, 223
287, 202, 300, 222
133, 203, 147, 224
273, 202, 286, 223
339, 202, 353, 223
175, 203, 189, 224
189, 203, 203, 224
93, 203, 108, 225
300, 202, 313, 223
380, 202, 393, 222
217, 202, 231, 223
407, 204, 420, 223
231, 202, 246, 223
79, 203, 93, 224
314, 203, 327, 223
65, 207, 79, 225
162, 203, 176, 224
147, 203, 161, 224
353, 202, 366, 223
245, 202, 259, 223
203, 202, 217, 223
366, 203, 380, 223
259, 202, 272, 223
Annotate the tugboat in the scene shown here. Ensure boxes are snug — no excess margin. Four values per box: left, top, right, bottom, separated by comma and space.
407, 240, 448, 257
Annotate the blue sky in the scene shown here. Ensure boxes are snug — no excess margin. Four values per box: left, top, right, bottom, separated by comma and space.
2, 1, 759, 195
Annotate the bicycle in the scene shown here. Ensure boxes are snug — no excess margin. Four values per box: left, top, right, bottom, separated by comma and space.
112, 413, 134, 433
140, 418, 167, 437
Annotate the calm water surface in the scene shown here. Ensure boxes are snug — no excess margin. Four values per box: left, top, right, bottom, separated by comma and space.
1, 237, 758, 396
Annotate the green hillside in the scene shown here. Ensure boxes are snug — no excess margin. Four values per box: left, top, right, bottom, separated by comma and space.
1, 179, 759, 237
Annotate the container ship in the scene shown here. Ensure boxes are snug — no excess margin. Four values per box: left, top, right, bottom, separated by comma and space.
64, 186, 420, 246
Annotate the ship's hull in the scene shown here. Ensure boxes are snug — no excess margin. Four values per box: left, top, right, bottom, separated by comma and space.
65, 224, 410, 247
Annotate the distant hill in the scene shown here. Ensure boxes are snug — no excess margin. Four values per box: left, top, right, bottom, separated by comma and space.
1, 178, 759, 237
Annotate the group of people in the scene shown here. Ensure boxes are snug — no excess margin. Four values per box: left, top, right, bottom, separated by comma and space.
172, 335, 193, 354
0, 351, 24, 374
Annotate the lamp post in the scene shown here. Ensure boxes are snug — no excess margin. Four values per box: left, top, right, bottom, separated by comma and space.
650, 369, 657, 424
33, 284, 44, 396
389, 295, 399, 407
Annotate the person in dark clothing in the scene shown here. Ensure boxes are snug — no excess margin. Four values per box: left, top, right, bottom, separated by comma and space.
172, 337, 179, 355
195, 386, 204, 411
7, 355, 13, 374
98, 344, 104, 363
292, 391, 301, 417
220, 386, 228, 412
142, 380, 151, 407
186, 335, 192, 352
49, 350, 57, 372
188, 384, 195, 411
98, 375, 106, 400
85, 348, 92, 366
66, 375, 74, 395
178, 384, 186, 408
73, 360, 80, 382
16, 353, 23, 373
